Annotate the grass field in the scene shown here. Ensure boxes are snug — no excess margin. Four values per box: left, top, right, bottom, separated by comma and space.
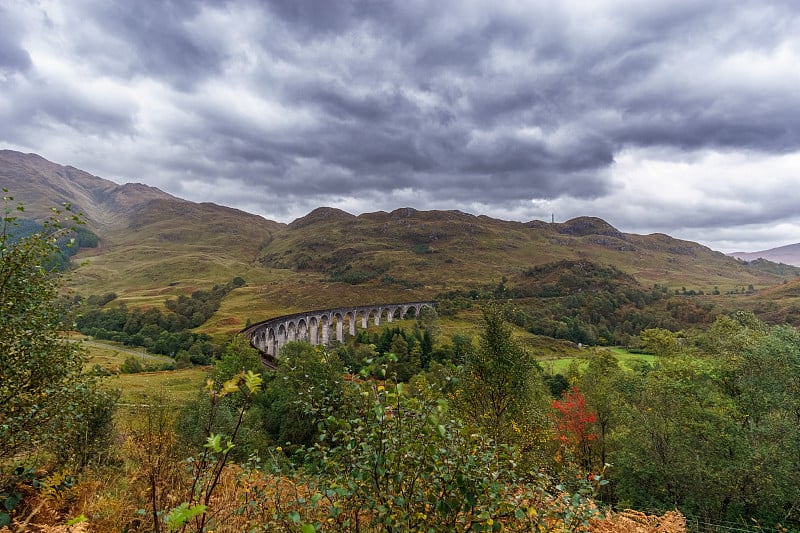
83, 338, 208, 407
80, 337, 173, 371
109, 368, 209, 405
537, 346, 657, 375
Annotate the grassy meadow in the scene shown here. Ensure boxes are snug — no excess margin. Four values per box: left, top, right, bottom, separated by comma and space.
536, 346, 658, 375
83, 338, 208, 408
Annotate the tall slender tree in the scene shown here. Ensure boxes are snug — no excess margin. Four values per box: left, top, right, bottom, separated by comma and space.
453, 303, 550, 460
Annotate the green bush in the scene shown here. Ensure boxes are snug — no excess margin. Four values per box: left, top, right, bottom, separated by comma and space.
0, 194, 117, 469
120, 355, 145, 374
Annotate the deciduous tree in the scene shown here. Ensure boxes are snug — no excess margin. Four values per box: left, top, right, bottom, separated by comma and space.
0, 193, 116, 465
452, 303, 551, 463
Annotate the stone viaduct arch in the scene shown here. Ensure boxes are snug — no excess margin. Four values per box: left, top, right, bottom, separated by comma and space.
242, 301, 435, 366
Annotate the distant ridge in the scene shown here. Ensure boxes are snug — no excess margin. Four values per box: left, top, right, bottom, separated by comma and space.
0, 149, 284, 296
289, 207, 357, 229
1, 148, 796, 310
730, 243, 800, 267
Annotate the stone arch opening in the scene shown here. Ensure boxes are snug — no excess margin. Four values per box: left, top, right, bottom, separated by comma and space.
344, 311, 356, 337
277, 324, 287, 355
267, 328, 277, 356
308, 316, 319, 344
332, 312, 345, 342
357, 310, 370, 330
297, 318, 308, 342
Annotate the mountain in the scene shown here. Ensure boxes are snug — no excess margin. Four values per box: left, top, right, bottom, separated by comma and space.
1, 150, 284, 306
0, 150, 175, 230
259, 206, 790, 294
730, 243, 800, 267
3, 149, 799, 335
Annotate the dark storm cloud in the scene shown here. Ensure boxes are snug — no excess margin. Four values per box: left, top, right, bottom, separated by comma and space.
229, 0, 795, 211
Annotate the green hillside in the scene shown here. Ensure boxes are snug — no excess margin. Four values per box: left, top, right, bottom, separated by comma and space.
3, 150, 800, 338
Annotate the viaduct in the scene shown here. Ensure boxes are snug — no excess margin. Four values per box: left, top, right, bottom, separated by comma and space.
242, 301, 435, 365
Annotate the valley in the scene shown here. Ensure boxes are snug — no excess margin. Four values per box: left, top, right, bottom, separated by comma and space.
3, 150, 800, 531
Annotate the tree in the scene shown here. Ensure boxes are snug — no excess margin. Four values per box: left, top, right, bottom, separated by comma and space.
599, 316, 800, 527
452, 303, 550, 460
0, 193, 116, 465
719, 322, 800, 525
575, 350, 627, 470
552, 387, 597, 470
258, 341, 345, 452
609, 355, 743, 520
638, 327, 683, 357
451, 332, 473, 364
416, 305, 441, 344
210, 335, 264, 385
176, 337, 269, 462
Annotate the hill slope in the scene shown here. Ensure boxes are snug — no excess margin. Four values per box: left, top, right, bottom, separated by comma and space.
1, 150, 284, 306
0, 150, 175, 230
259, 206, 791, 295
3, 150, 799, 334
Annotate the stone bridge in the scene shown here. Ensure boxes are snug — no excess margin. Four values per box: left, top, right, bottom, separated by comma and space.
242, 301, 435, 364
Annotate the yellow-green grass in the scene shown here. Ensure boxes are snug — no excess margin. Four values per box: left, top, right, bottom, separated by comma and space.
537, 347, 657, 375
69, 250, 280, 304
437, 312, 484, 341
107, 368, 209, 406
83, 339, 207, 412
82, 338, 174, 372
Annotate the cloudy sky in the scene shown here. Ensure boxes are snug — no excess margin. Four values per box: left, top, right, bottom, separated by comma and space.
2, 0, 799, 252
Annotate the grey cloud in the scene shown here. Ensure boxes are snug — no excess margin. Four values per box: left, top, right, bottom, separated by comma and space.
597, 181, 800, 236
0, 84, 135, 150
299, 85, 402, 124
264, 0, 395, 35
72, 0, 230, 89
0, 7, 32, 73
0, 39, 31, 74
615, 113, 800, 153
192, 0, 799, 189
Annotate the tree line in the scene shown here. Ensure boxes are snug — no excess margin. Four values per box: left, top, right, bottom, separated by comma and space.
74, 277, 245, 363
436, 260, 718, 346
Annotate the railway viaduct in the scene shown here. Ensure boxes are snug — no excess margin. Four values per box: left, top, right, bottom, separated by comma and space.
242, 301, 435, 364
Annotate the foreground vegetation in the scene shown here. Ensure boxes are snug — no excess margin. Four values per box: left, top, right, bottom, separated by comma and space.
3, 195, 799, 532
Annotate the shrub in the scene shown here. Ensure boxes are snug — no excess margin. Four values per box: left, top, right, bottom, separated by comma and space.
120, 355, 145, 374
0, 195, 117, 466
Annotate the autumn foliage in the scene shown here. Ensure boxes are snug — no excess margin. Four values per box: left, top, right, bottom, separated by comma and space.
552, 387, 597, 468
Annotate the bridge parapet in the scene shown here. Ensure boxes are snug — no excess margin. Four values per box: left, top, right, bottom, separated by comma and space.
242, 301, 435, 364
